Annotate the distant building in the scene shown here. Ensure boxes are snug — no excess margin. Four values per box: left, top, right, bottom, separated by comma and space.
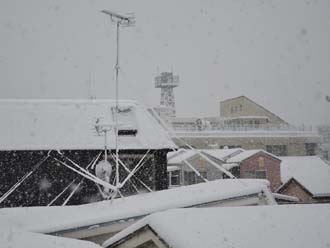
277, 156, 330, 203
167, 148, 281, 192
226, 150, 281, 191
167, 148, 243, 187
169, 96, 320, 156
317, 124, 330, 161
220, 95, 288, 125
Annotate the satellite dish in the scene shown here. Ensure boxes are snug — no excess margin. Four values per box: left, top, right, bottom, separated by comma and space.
95, 160, 113, 194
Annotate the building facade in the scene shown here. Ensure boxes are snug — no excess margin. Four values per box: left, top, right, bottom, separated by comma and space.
169, 96, 320, 157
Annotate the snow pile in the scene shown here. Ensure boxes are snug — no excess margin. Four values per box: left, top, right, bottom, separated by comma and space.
0, 179, 274, 234
280, 156, 330, 197
0, 99, 176, 150
104, 204, 330, 248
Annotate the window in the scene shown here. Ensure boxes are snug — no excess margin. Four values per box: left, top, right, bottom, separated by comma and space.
255, 170, 266, 179
171, 170, 180, 186
184, 171, 196, 185
266, 145, 288, 156
184, 171, 206, 185
168, 170, 181, 186
244, 170, 266, 179
220, 145, 242, 149
305, 143, 316, 156
244, 171, 256, 178
196, 171, 207, 183
118, 129, 138, 136
239, 104, 242, 111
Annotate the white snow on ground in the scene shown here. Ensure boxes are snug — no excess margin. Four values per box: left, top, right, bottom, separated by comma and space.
0, 228, 102, 248
0, 99, 176, 150
0, 179, 274, 234
280, 156, 330, 197
103, 204, 330, 248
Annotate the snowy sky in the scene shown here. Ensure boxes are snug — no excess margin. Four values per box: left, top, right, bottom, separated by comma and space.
0, 0, 329, 125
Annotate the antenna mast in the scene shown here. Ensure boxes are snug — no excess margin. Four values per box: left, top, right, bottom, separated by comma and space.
101, 10, 135, 198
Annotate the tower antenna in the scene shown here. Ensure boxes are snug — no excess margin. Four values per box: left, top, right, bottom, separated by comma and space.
101, 9, 135, 199
155, 72, 179, 117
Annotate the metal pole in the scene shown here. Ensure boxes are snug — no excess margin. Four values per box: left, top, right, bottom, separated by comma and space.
101, 10, 134, 200
104, 130, 107, 162
115, 21, 120, 190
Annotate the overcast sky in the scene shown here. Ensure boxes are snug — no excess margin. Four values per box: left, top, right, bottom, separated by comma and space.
0, 0, 329, 125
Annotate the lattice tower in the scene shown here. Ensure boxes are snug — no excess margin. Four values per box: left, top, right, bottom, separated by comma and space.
154, 72, 179, 116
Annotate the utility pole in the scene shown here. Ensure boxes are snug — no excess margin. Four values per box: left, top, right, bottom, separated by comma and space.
101, 10, 135, 198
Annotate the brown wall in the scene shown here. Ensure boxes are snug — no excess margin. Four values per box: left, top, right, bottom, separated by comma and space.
240, 152, 281, 191
278, 179, 330, 203
278, 180, 314, 202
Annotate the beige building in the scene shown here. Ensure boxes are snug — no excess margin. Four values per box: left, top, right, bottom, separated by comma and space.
170, 96, 320, 156
173, 133, 319, 156
220, 95, 287, 125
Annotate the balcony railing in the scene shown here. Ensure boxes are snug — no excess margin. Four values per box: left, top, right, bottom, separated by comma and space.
172, 123, 314, 132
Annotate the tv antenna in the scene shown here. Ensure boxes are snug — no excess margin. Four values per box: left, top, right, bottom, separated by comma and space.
101, 9, 135, 199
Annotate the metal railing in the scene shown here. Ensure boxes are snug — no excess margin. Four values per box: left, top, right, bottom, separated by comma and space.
172, 123, 314, 132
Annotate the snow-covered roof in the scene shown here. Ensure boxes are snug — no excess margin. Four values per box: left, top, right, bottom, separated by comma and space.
272, 193, 299, 202
201, 148, 244, 161
167, 165, 180, 172
226, 149, 280, 163
167, 148, 244, 164
104, 204, 330, 248
279, 156, 330, 197
0, 99, 176, 150
0, 228, 102, 248
167, 149, 199, 164
221, 163, 239, 170
0, 179, 274, 234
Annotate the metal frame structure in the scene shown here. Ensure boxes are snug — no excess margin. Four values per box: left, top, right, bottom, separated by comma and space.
101, 10, 135, 199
